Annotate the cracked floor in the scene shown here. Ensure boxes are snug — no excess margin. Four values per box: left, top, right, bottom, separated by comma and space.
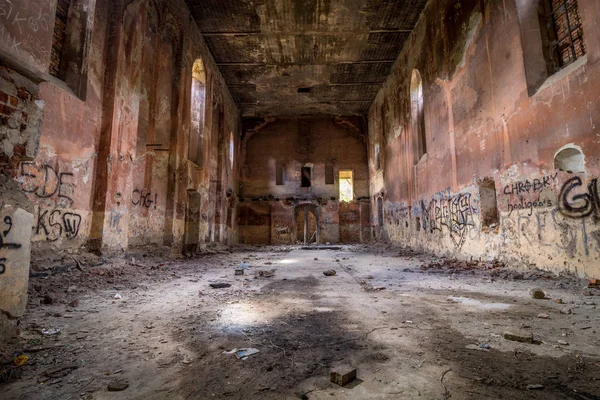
2, 246, 600, 399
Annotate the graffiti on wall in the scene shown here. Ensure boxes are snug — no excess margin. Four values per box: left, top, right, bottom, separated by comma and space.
503, 173, 558, 195
19, 162, 75, 205
0, 216, 22, 275
132, 189, 158, 209
507, 199, 553, 217
558, 177, 599, 221
421, 193, 477, 250
34, 207, 82, 241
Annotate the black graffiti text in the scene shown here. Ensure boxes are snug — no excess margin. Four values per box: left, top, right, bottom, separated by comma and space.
132, 189, 157, 209
35, 208, 82, 241
19, 162, 75, 204
507, 199, 553, 217
0, 216, 22, 275
503, 173, 558, 195
558, 177, 599, 220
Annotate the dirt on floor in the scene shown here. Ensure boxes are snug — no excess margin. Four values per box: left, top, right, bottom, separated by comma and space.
1, 245, 600, 399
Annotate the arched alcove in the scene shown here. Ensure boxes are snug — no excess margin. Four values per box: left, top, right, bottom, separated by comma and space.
554, 146, 585, 173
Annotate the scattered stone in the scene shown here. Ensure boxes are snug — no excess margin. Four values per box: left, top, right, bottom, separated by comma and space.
503, 329, 533, 343
530, 288, 546, 299
323, 270, 337, 277
557, 340, 569, 346
44, 364, 78, 379
465, 344, 489, 352
67, 286, 77, 293
257, 269, 276, 278
537, 313, 549, 319
403, 268, 412, 272
69, 298, 80, 308
107, 380, 129, 391
554, 298, 563, 304
526, 384, 544, 390
330, 365, 357, 387
209, 283, 231, 289
560, 307, 572, 315
583, 301, 596, 306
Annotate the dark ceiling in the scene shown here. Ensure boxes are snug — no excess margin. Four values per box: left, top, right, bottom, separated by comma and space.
186, 0, 428, 117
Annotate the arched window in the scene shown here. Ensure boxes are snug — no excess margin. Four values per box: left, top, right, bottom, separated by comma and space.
229, 131, 234, 169
189, 59, 206, 166
410, 69, 426, 164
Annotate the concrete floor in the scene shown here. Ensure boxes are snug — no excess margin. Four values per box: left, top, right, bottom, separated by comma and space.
3, 246, 600, 399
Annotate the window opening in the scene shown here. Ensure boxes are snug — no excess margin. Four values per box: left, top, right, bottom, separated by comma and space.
479, 179, 500, 228
276, 163, 285, 185
410, 69, 426, 164
339, 170, 353, 203
229, 131, 234, 169
541, 0, 586, 74
375, 143, 381, 171
325, 163, 334, 185
189, 59, 206, 166
50, 0, 72, 78
301, 167, 311, 188
377, 197, 384, 226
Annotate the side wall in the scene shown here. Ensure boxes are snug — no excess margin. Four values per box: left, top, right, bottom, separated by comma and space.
368, 0, 600, 277
5, 0, 240, 255
239, 116, 370, 245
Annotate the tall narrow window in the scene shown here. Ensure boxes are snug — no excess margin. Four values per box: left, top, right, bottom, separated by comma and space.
540, 0, 586, 74
374, 143, 381, 171
325, 163, 334, 185
411, 69, 426, 164
229, 131, 235, 169
189, 59, 206, 166
301, 167, 311, 188
276, 163, 285, 185
339, 170, 353, 203
50, 0, 72, 78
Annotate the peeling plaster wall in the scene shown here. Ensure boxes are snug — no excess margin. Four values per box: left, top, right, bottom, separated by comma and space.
368, 0, 600, 278
239, 116, 370, 244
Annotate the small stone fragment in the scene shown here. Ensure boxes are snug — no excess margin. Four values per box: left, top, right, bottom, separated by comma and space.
330, 366, 356, 387
526, 384, 544, 390
557, 340, 569, 346
503, 329, 533, 343
530, 288, 545, 299
537, 313, 549, 319
323, 270, 336, 277
107, 380, 129, 391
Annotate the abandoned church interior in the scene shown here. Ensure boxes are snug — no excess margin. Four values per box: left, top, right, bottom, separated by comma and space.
1, 0, 600, 398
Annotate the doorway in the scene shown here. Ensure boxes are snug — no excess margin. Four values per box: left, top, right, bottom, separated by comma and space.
184, 191, 201, 253
294, 204, 318, 244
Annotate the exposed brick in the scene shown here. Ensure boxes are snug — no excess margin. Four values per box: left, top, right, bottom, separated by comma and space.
0, 91, 8, 104
8, 96, 18, 107
16, 87, 31, 102
0, 104, 17, 116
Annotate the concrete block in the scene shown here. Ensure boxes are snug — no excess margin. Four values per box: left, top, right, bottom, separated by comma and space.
0, 207, 33, 317
503, 329, 533, 343
330, 366, 357, 386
